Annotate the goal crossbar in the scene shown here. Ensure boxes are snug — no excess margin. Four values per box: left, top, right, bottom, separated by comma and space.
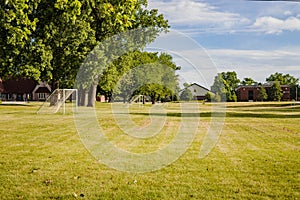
37, 89, 78, 114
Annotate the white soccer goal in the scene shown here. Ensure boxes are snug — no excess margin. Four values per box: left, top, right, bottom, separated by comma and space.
37, 89, 78, 114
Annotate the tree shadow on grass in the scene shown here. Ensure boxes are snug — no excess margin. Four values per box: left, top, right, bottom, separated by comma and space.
226, 103, 299, 108
128, 111, 300, 119
0, 103, 35, 107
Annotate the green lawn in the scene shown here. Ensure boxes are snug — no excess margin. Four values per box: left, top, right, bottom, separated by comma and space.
0, 102, 299, 199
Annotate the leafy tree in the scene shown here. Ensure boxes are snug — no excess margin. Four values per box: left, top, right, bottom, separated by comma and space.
270, 81, 283, 101
211, 71, 240, 102
266, 72, 298, 85
205, 91, 215, 102
76, 0, 169, 106
180, 88, 193, 101
133, 53, 180, 104
241, 77, 257, 86
222, 71, 240, 102
103, 51, 180, 104
257, 86, 268, 101
211, 74, 226, 102
266, 72, 299, 100
0, 0, 169, 107
0, 0, 50, 81
183, 82, 191, 88
214, 93, 222, 102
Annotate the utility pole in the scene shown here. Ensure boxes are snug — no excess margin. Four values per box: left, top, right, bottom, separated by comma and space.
296, 84, 298, 101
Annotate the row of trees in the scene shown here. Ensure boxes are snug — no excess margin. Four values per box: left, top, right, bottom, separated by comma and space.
98, 51, 180, 104
0, 0, 170, 107
210, 72, 299, 102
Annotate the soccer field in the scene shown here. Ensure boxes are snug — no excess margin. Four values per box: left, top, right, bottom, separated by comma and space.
0, 102, 299, 199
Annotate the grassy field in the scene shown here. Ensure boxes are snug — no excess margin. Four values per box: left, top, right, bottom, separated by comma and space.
0, 102, 299, 199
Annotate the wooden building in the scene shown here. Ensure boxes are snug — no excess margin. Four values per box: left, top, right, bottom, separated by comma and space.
180, 83, 211, 101
0, 78, 51, 101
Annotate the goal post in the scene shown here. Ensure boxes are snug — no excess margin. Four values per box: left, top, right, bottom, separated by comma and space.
37, 89, 78, 114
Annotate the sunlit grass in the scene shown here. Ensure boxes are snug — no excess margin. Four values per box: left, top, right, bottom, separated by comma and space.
0, 102, 299, 199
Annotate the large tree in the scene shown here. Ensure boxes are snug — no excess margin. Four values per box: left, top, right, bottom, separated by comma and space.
266, 72, 299, 100
0, 0, 169, 107
0, 0, 51, 80
211, 71, 240, 102
102, 51, 180, 104
270, 81, 283, 101
257, 86, 268, 102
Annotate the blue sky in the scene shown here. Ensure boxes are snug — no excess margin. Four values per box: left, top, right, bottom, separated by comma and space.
147, 0, 300, 87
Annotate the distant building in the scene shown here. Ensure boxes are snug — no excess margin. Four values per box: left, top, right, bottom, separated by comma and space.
0, 78, 51, 101
236, 83, 290, 101
180, 83, 211, 100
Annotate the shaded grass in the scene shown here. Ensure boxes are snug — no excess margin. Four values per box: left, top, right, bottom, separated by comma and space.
0, 102, 299, 199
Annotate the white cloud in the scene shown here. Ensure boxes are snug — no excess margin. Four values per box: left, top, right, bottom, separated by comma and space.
207, 48, 300, 82
148, 0, 250, 30
253, 16, 300, 34
284, 10, 292, 16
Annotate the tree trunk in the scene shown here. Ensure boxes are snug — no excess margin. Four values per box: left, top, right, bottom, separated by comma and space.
83, 90, 89, 106
87, 83, 97, 107
151, 95, 155, 104
78, 88, 89, 107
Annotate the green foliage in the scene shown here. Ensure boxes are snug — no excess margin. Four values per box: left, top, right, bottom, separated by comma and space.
100, 51, 180, 103
180, 88, 193, 101
0, 0, 169, 107
211, 74, 226, 102
266, 72, 299, 100
0, 0, 46, 80
183, 82, 191, 88
214, 93, 222, 102
241, 77, 257, 86
270, 81, 283, 101
205, 92, 215, 101
266, 72, 298, 85
257, 86, 268, 101
211, 71, 240, 102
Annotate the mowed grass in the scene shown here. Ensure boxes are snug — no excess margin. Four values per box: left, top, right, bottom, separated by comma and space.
0, 102, 299, 199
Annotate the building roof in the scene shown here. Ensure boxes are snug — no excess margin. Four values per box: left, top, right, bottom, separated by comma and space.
3, 78, 37, 93
180, 83, 211, 96
236, 84, 290, 90
35, 87, 51, 93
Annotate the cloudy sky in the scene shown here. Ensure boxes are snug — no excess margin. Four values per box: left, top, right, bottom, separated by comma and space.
147, 0, 300, 87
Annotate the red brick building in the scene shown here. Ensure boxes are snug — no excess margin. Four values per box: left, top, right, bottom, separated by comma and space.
236, 84, 290, 101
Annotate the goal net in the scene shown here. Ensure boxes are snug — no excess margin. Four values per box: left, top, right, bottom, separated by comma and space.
37, 89, 78, 114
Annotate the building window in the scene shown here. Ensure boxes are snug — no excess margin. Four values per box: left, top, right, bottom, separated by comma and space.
38, 93, 46, 100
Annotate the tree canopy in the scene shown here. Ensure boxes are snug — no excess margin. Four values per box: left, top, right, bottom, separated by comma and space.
241, 77, 257, 86
0, 0, 169, 106
211, 71, 240, 102
266, 72, 299, 100
102, 51, 180, 104
270, 81, 283, 101
266, 72, 298, 86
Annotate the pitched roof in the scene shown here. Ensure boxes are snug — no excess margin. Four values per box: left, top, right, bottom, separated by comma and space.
190, 83, 210, 92
179, 83, 211, 96
2, 78, 38, 93
35, 86, 51, 93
